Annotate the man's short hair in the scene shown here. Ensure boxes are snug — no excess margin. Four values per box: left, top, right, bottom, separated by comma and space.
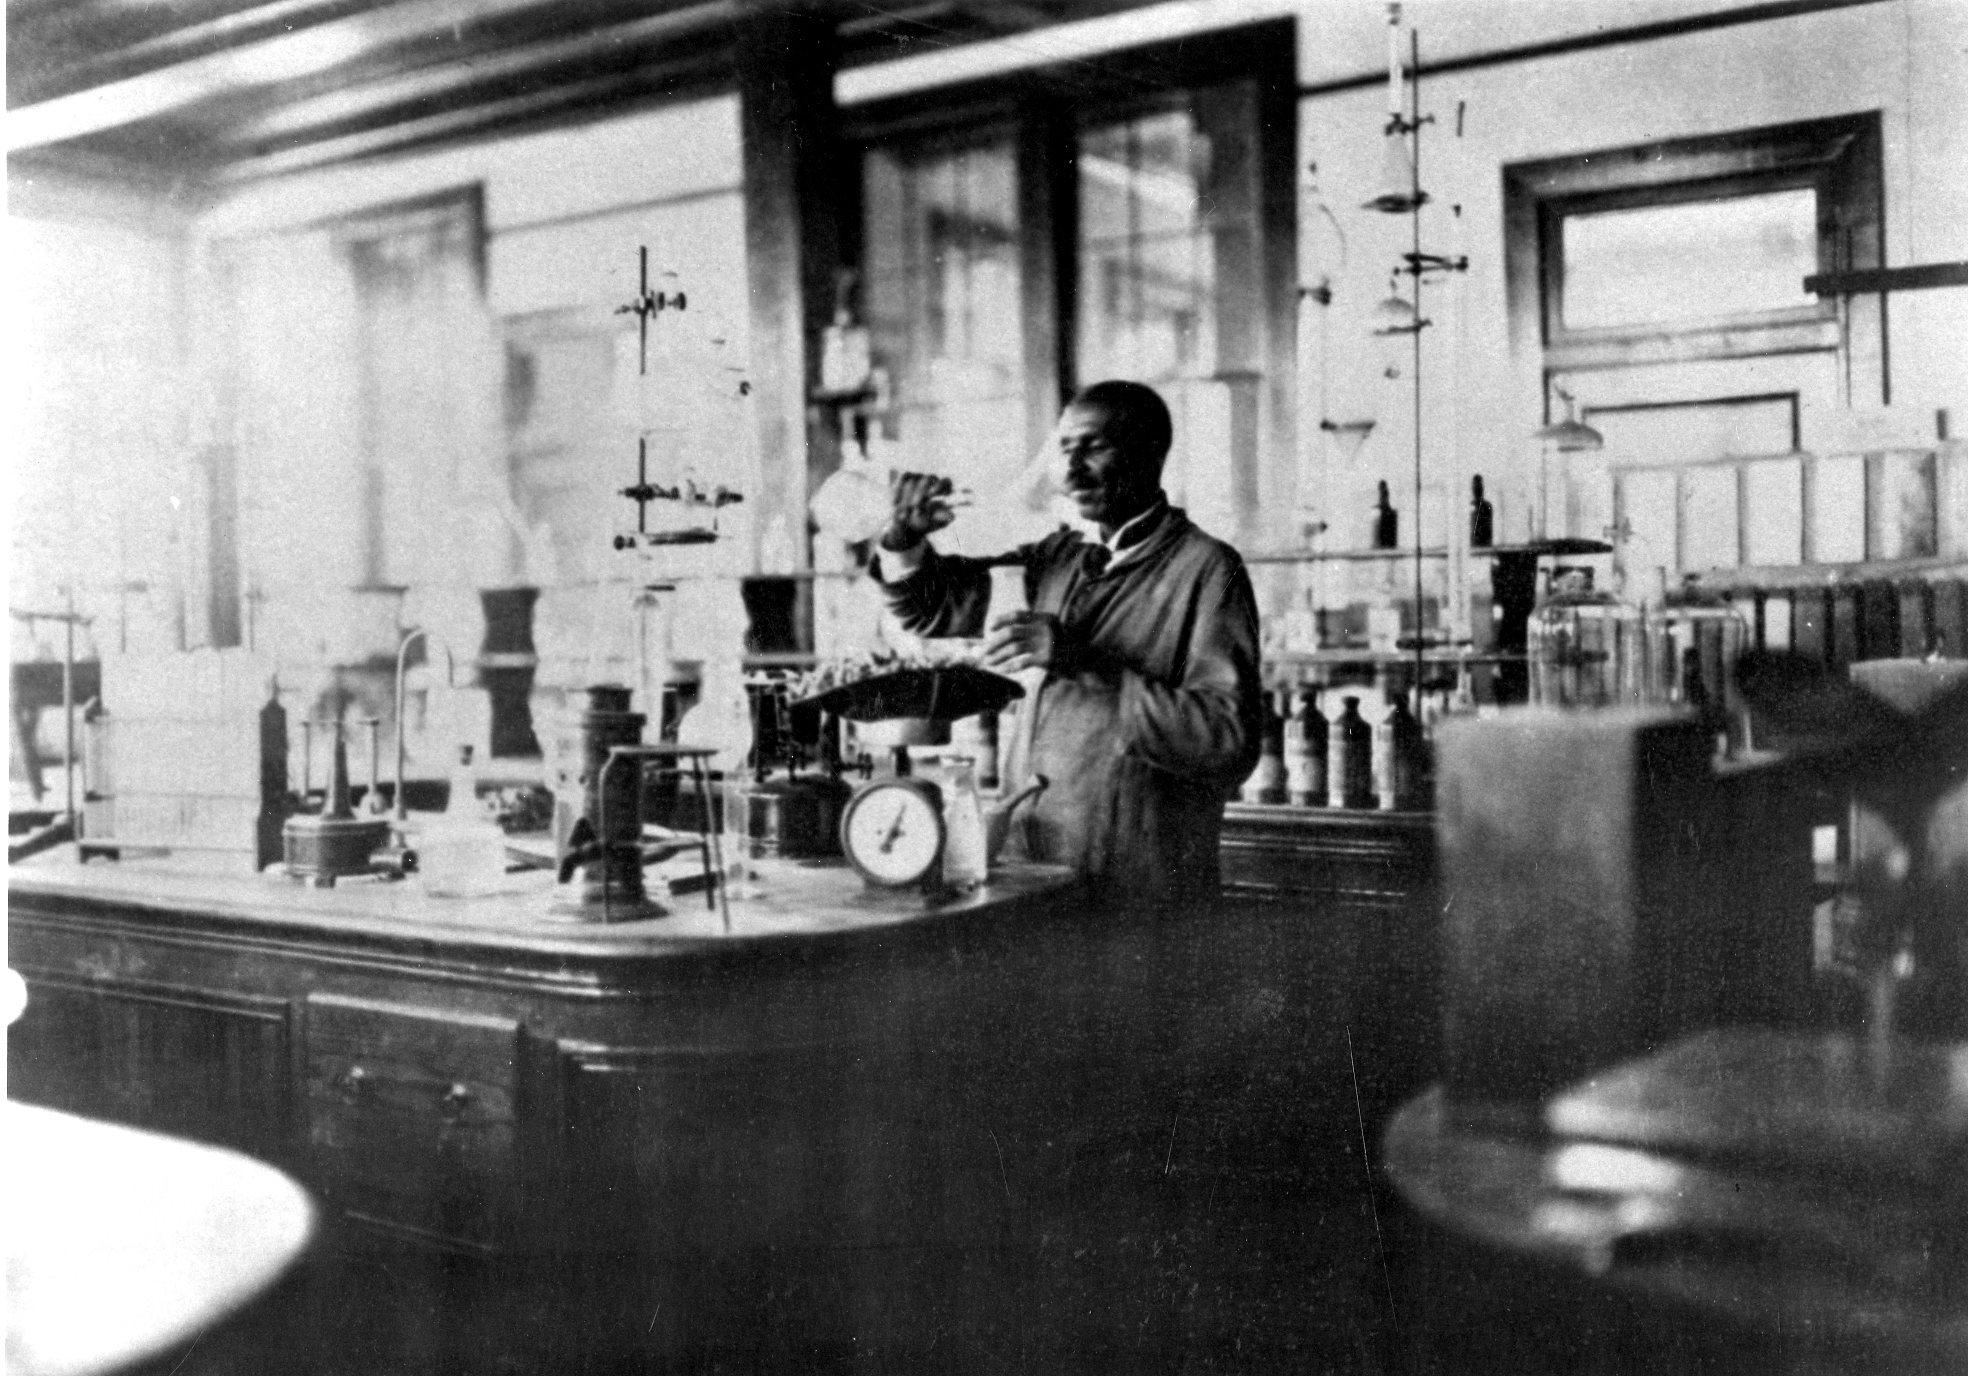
1070, 380, 1173, 465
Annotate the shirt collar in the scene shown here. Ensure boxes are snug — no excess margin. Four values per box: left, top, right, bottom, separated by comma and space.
1084, 495, 1170, 562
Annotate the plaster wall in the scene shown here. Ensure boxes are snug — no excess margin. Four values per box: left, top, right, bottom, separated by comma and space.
1294, 0, 1968, 555
7, 176, 195, 655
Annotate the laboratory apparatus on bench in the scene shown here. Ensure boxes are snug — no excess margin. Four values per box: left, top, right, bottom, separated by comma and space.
792, 660, 1043, 892
608, 247, 748, 552
283, 718, 396, 886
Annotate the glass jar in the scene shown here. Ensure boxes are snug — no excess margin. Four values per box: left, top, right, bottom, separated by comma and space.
1529, 566, 1645, 709
1643, 575, 1750, 751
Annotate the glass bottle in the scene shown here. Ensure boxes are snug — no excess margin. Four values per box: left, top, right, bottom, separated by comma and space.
1328, 695, 1373, 809
1469, 474, 1494, 549
1242, 691, 1288, 804
421, 744, 510, 897
1374, 693, 1425, 811
1285, 688, 1327, 806
1371, 481, 1399, 550
940, 756, 987, 890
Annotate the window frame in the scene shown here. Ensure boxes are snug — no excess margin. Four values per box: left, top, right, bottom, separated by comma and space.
840, 20, 1297, 520
1505, 113, 1883, 379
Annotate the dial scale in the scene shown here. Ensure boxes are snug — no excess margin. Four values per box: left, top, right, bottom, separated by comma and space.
838, 776, 945, 888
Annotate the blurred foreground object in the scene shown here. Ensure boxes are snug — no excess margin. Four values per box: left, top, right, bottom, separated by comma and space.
6, 1100, 315, 1376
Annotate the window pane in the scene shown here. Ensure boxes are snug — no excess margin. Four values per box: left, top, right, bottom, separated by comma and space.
1076, 105, 1218, 384
861, 137, 1026, 553
1561, 188, 1818, 331
864, 137, 1021, 407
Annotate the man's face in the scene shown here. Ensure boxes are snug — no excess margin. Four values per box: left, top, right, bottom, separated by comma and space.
1056, 403, 1160, 529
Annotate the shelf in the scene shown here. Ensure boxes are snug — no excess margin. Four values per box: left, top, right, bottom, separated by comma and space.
1682, 555, 1968, 592
1268, 648, 1524, 667
1470, 538, 1613, 558
1246, 547, 1448, 565
808, 386, 884, 409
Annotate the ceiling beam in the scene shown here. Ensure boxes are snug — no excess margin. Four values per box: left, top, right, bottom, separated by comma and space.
212, 52, 728, 182
951, 0, 1057, 31
5, 0, 567, 152
215, 0, 734, 151
23, 0, 375, 104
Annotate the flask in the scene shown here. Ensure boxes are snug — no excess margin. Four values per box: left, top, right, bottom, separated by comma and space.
1285, 688, 1327, 806
940, 756, 987, 890
1371, 481, 1399, 550
420, 744, 512, 897
1242, 692, 1288, 804
1328, 695, 1373, 809
678, 662, 755, 778
1469, 475, 1494, 548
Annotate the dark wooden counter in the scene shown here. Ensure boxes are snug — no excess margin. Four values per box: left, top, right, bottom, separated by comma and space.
1220, 801, 1435, 909
6, 847, 1399, 1372
7, 853, 1087, 1366
1220, 803, 1441, 1122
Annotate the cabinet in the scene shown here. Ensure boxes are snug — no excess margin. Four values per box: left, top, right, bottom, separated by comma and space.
301, 995, 524, 1254
1218, 803, 1439, 1122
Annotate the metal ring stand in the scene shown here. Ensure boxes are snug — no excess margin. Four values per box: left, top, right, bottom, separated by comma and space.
596, 744, 725, 929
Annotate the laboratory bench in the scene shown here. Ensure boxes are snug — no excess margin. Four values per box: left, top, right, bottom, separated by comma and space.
1220, 801, 1442, 1121
5, 842, 1408, 1372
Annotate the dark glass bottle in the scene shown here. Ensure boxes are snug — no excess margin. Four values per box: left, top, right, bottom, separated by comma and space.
1374, 693, 1425, 811
1328, 695, 1373, 809
1285, 688, 1327, 806
1372, 481, 1399, 550
1469, 474, 1494, 548
1243, 690, 1288, 804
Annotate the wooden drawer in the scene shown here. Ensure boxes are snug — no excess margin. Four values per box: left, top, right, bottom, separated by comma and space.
1219, 803, 1434, 910
302, 993, 521, 1252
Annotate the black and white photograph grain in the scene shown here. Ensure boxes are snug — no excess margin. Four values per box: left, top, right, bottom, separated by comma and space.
6, 0, 1968, 1372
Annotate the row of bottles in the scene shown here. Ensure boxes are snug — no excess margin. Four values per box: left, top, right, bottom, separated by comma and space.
1242, 686, 1430, 812
1363, 474, 1494, 551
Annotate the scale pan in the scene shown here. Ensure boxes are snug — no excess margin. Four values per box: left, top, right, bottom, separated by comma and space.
793, 665, 1025, 723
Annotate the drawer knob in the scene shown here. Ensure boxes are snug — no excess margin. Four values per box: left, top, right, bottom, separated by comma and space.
337, 1065, 369, 1098
441, 1082, 472, 1117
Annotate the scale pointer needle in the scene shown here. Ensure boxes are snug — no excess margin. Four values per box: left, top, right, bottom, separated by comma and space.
879, 803, 908, 855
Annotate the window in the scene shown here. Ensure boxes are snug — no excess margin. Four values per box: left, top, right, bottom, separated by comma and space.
1505, 115, 1884, 574
1077, 107, 1219, 383
846, 21, 1295, 553
1559, 188, 1819, 332
1512, 114, 1881, 374
863, 133, 1027, 535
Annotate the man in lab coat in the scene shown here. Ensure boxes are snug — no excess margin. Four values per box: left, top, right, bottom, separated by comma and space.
877, 380, 1263, 908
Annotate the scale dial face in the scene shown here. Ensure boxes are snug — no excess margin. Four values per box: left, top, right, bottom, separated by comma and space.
840, 778, 944, 888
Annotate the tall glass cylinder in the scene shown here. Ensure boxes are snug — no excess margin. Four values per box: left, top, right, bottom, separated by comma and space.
1642, 581, 1750, 751
1528, 566, 1645, 709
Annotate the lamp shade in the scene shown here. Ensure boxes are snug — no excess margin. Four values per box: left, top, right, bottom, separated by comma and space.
1370, 294, 1423, 336
1535, 389, 1605, 452
1533, 417, 1605, 452
1363, 128, 1427, 215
